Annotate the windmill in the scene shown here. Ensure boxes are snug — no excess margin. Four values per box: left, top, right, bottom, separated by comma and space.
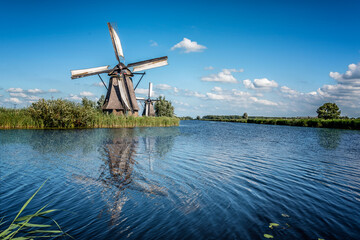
136, 82, 158, 116
70, 22, 168, 116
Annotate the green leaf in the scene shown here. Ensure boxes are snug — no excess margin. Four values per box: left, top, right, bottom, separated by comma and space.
0, 224, 19, 238
10, 237, 33, 240
26, 230, 62, 234
16, 223, 52, 228
281, 213, 290, 217
264, 234, 274, 239
269, 223, 279, 229
10, 180, 48, 225
15, 210, 58, 222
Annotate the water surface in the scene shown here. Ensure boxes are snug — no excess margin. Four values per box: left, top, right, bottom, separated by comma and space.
1, 121, 360, 239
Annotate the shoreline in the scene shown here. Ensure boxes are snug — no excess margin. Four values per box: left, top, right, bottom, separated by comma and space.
0, 116, 179, 130
201, 118, 360, 130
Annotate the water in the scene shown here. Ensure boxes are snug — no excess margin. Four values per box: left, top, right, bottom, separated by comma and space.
1, 121, 360, 239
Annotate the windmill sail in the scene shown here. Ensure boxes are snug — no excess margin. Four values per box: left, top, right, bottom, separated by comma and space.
107, 23, 124, 62
71, 65, 111, 79
128, 56, 168, 72
148, 82, 153, 98
117, 79, 131, 110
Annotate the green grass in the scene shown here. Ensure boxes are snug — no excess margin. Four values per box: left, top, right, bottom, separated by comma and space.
202, 117, 360, 130
0, 99, 179, 129
0, 180, 70, 239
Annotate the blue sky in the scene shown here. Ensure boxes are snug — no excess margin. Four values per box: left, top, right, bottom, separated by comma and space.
0, 0, 359, 117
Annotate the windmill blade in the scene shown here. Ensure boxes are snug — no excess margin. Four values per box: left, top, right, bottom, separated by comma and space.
71, 65, 111, 79
117, 79, 131, 110
148, 82, 153, 98
136, 97, 146, 101
107, 22, 124, 63
128, 56, 168, 73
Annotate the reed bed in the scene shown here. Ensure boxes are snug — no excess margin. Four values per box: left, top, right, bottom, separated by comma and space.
0, 100, 179, 129
204, 118, 360, 130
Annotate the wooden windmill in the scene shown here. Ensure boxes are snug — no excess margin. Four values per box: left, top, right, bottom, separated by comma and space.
137, 82, 158, 117
71, 23, 168, 116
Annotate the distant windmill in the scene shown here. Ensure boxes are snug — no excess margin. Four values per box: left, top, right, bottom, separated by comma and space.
70, 22, 168, 116
137, 82, 158, 117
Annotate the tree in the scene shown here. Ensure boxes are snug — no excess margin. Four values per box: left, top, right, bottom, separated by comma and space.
316, 103, 341, 119
81, 97, 96, 109
154, 96, 174, 117
96, 95, 105, 110
196, 116, 201, 120
243, 112, 248, 119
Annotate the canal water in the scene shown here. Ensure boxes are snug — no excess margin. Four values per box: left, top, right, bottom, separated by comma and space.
1, 121, 360, 239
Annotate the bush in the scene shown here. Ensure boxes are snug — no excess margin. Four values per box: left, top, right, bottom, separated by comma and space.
28, 98, 97, 128
155, 96, 175, 117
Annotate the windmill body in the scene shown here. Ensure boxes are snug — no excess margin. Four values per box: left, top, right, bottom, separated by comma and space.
70, 23, 168, 116
137, 82, 157, 117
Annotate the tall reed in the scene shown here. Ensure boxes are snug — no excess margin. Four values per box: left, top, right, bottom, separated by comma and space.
0, 99, 179, 129
0, 180, 70, 239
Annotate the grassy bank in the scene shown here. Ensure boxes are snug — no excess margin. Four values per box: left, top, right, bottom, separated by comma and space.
0, 99, 179, 129
202, 118, 360, 130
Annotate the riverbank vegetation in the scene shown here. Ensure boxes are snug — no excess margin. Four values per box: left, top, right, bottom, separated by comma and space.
0, 98, 179, 129
202, 117, 360, 130
200, 103, 360, 130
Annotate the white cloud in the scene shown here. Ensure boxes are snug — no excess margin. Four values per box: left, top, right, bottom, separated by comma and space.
212, 87, 222, 92
92, 82, 104, 87
206, 92, 226, 100
26, 95, 40, 101
243, 78, 278, 89
69, 94, 82, 101
243, 79, 255, 89
280, 86, 299, 95
173, 100, 189, 106
232, 89, 251, 97
184, 90, 206, 98
150, 40, 158, 47
201, 69, 241, 83
27, 88, 43, 94
4, 98, 22, 104
204, 66, 214, 70
155, 84, 173, 90
135, 88, 149, 95
317, 63, 360, 104
10, 92, 28, 98
254, 78, 278, 88
249, 97, 278, 106
79, 91, 94, 97
205, 88, 250, 101
329, 63, 360, 84
154, 84, 179, 95
7, 88, 23, 93
171, 38, 206, 53
48, 89, 59, 93
223, 68, 244, 73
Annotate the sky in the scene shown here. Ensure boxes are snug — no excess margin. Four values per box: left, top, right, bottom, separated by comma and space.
0, 0, 359, 117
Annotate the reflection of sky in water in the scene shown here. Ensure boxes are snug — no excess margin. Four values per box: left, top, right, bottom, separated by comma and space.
1, 123, 360, 239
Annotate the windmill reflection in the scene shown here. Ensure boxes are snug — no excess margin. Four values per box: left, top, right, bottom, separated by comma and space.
99, 135, 138, 190
73, 127, 179, 221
